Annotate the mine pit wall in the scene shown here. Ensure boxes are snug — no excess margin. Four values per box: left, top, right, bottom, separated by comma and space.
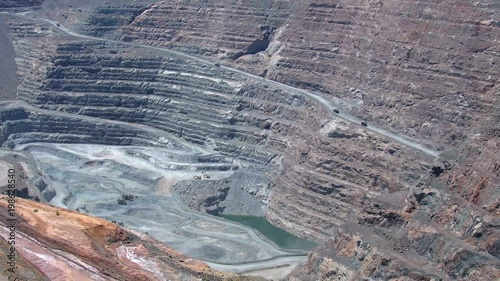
72, 0, 500, 149
2, 15, 431, 224
0, 16, 18, 101
65, 0, 500, 210
0, 21, 312, 207
0, 107, 172, 149
264, 121, 432, 241
0, 0, 43, 9
7, 36, 313, 166
1, 5, 499, 280
67, 4, 500, 279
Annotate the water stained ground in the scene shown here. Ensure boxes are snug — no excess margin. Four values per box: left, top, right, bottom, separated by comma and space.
220, 214, 317, 251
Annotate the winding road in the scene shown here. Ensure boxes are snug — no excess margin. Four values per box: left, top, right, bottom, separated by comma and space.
0, 10, 445, 280
8, 142, 309, 278
3, 11, 440, 158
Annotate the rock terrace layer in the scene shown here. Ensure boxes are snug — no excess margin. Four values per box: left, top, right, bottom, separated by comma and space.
0, 1, 498, 280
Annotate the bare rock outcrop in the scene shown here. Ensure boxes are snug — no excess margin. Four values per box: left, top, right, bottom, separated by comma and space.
0, 1, 498, 280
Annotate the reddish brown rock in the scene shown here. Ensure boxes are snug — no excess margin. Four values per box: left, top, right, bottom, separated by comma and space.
0, 0, 498, 280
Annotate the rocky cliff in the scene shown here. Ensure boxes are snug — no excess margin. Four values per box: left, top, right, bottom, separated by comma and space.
77, 0, 499, 146
0, 1, 498, 280
67, 0, 499, 212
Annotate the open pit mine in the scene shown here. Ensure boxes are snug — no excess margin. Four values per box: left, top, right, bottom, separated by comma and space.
0, 0, 499, 280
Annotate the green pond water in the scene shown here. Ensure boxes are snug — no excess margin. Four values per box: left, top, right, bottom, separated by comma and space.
220, 214, 317, 251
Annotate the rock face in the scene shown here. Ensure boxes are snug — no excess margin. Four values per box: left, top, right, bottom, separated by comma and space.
81, 0, 499, 148
0, 17, 18, 100
71, 0, 499, 212
0, 1, 43, 9
0, 1, 498, 280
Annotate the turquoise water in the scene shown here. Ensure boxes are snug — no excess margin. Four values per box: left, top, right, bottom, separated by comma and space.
220, 214, 317, 251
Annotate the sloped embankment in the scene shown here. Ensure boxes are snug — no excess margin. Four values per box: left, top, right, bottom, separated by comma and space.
0, 195, 265, 281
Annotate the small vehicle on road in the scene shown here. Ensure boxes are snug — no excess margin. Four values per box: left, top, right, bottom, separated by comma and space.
56, 23, 60, 27
361, 121, 368, 126
333, 108, 339, 113
215, 63, 221, 67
